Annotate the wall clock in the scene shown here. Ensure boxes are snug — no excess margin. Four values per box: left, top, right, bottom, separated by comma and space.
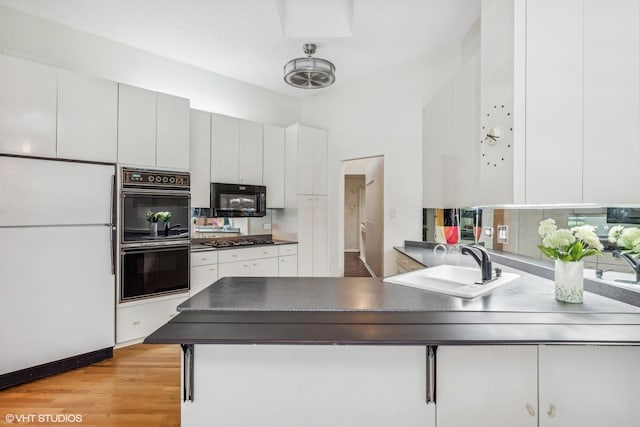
480, 104, 513, 169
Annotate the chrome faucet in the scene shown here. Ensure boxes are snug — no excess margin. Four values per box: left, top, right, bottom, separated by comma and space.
461, 244, 494, 284
612, 250, 640, 284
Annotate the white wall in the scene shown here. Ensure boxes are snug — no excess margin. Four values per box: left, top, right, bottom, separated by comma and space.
0, 5, 300, 127
301, 33, 477, 276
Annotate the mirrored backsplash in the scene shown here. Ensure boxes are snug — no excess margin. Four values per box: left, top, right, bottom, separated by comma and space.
423, 207, 637, 273
191, 209, 273, 239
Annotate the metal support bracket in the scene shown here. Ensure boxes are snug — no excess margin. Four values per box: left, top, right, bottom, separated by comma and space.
426, 345, 437, 404
181, 344, 194, 402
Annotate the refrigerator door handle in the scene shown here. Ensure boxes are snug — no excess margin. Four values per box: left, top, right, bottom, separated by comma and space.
110, 174, 117, 275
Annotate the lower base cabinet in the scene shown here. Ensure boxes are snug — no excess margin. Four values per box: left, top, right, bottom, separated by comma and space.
116, 295, 187, 344
183, 345, 435, 427
436, 345, 640, 427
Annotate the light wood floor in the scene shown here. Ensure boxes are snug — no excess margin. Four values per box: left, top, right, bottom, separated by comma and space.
0, 344, 181, 427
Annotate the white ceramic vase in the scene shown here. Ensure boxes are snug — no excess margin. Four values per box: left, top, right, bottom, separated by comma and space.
554, 259, 584, 303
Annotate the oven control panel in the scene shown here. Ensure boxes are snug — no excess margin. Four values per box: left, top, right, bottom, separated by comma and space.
122, 167, 190, 189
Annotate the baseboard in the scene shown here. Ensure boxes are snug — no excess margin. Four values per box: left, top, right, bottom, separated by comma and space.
344, 249, 360, 253
0, 347, 113, 390
115, 337, 145, 349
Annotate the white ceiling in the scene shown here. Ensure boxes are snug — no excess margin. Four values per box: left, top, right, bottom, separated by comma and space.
0, 0, 480, 98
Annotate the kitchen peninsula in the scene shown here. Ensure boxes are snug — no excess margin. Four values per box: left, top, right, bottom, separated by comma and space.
146, 253, 640, 427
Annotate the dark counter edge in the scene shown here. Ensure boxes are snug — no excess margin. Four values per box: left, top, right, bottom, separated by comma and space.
396, 241, 640, 308
144, 310, 640, 345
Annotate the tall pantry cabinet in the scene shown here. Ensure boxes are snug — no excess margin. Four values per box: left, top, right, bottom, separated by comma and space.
284, 124, 329, 277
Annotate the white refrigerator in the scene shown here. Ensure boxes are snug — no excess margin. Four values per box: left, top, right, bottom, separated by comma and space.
0, 156, 115, 379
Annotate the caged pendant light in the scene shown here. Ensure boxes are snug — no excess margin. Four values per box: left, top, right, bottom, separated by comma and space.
284, 43, 336, 89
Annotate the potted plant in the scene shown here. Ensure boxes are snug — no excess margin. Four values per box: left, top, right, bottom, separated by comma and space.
537, 218, 603, 303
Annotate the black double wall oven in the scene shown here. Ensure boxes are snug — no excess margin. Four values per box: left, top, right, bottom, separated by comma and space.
120, 168, 190, 302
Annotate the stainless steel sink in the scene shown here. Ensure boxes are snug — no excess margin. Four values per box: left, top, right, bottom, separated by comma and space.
383, 265, 519, 298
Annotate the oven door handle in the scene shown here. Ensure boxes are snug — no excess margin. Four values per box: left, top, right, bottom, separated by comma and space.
121, 245, 190, 255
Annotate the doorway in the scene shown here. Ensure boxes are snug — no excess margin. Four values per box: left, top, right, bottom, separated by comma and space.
343, 156, 384, 277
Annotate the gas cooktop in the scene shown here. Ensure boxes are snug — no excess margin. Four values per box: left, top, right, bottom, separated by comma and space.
202, 238, 274, 248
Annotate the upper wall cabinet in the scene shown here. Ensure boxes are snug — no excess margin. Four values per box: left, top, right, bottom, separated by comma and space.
210, 113, 263, 185
118, 84, 190, 170
263, 124, 286, 208
238, 120, 263, 185
190, 109, 212, 208
157, 93, 190, 170
0, 55, 57, 158
57, 71, 118, 163
422, 54, 479, 208
582, 0, 640, 204
480, 0, 640, 205
290, 124, 327, 196
118, 84, 157, 167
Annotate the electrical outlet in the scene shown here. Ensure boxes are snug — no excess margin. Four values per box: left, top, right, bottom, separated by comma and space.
484, 227, 493, 238
263, 223, 271, 230
497, 225, 508, 244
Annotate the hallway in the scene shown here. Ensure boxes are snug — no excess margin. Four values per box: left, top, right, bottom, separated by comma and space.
344, 252, 372, 277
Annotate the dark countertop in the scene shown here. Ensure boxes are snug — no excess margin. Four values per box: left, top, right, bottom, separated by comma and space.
145, 254, 640, 345
191, 240, 298, 252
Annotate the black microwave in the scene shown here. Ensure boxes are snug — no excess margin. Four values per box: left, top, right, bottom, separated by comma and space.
210, 183, 267, 217
607, 208, 640, 225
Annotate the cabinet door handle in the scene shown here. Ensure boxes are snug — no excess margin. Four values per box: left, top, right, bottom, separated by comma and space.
426, 345, 436, 404
547, 404, 556, 418
200, 257, 207, 261
525, 403, 535, 417
209, 268, 216, 271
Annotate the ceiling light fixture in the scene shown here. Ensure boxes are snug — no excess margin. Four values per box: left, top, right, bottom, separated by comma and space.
284, 43, 335, 89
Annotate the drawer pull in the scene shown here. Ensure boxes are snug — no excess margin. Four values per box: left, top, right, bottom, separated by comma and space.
209, 268, 216, 271
525, 403, 535, 417
132, 321, 141, 325
547, 404, 556, 418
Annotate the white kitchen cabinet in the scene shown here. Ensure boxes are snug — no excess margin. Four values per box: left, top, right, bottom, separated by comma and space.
480, 0, 640, 205
249, 257, 279, 277
190, 109, 212, 208
290, 124, 328, 196
437, 345, 640, 427
218, 246, 280, 278
525, 0, 583, 204
538, 345, 640, 427
210, 115, 263, 185
116, 295, 187, 344
582, 0, 640, 204
437, 345, 538, 427
211, 113, 239, 183
57, 71, 118, 162
191, 250, 218, 296
422, 54, 479, 208
0, 55, 57, 158
118, 84, 189, 169
278, 255, 298, 276
117, 84, 157, 166
186, 345, 435, 427
157, 92, 190, 170
263, 124, 285, 208
238, 119, 263, 185
218, 258, 278, 277
218, 260, 252, 277
298, 195, 328, 277
278, 244, 298, 257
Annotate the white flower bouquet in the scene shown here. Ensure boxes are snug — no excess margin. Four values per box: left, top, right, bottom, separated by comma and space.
608, 225, 640, 259
537, 218, 603, 262
146, 210, 172, 223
